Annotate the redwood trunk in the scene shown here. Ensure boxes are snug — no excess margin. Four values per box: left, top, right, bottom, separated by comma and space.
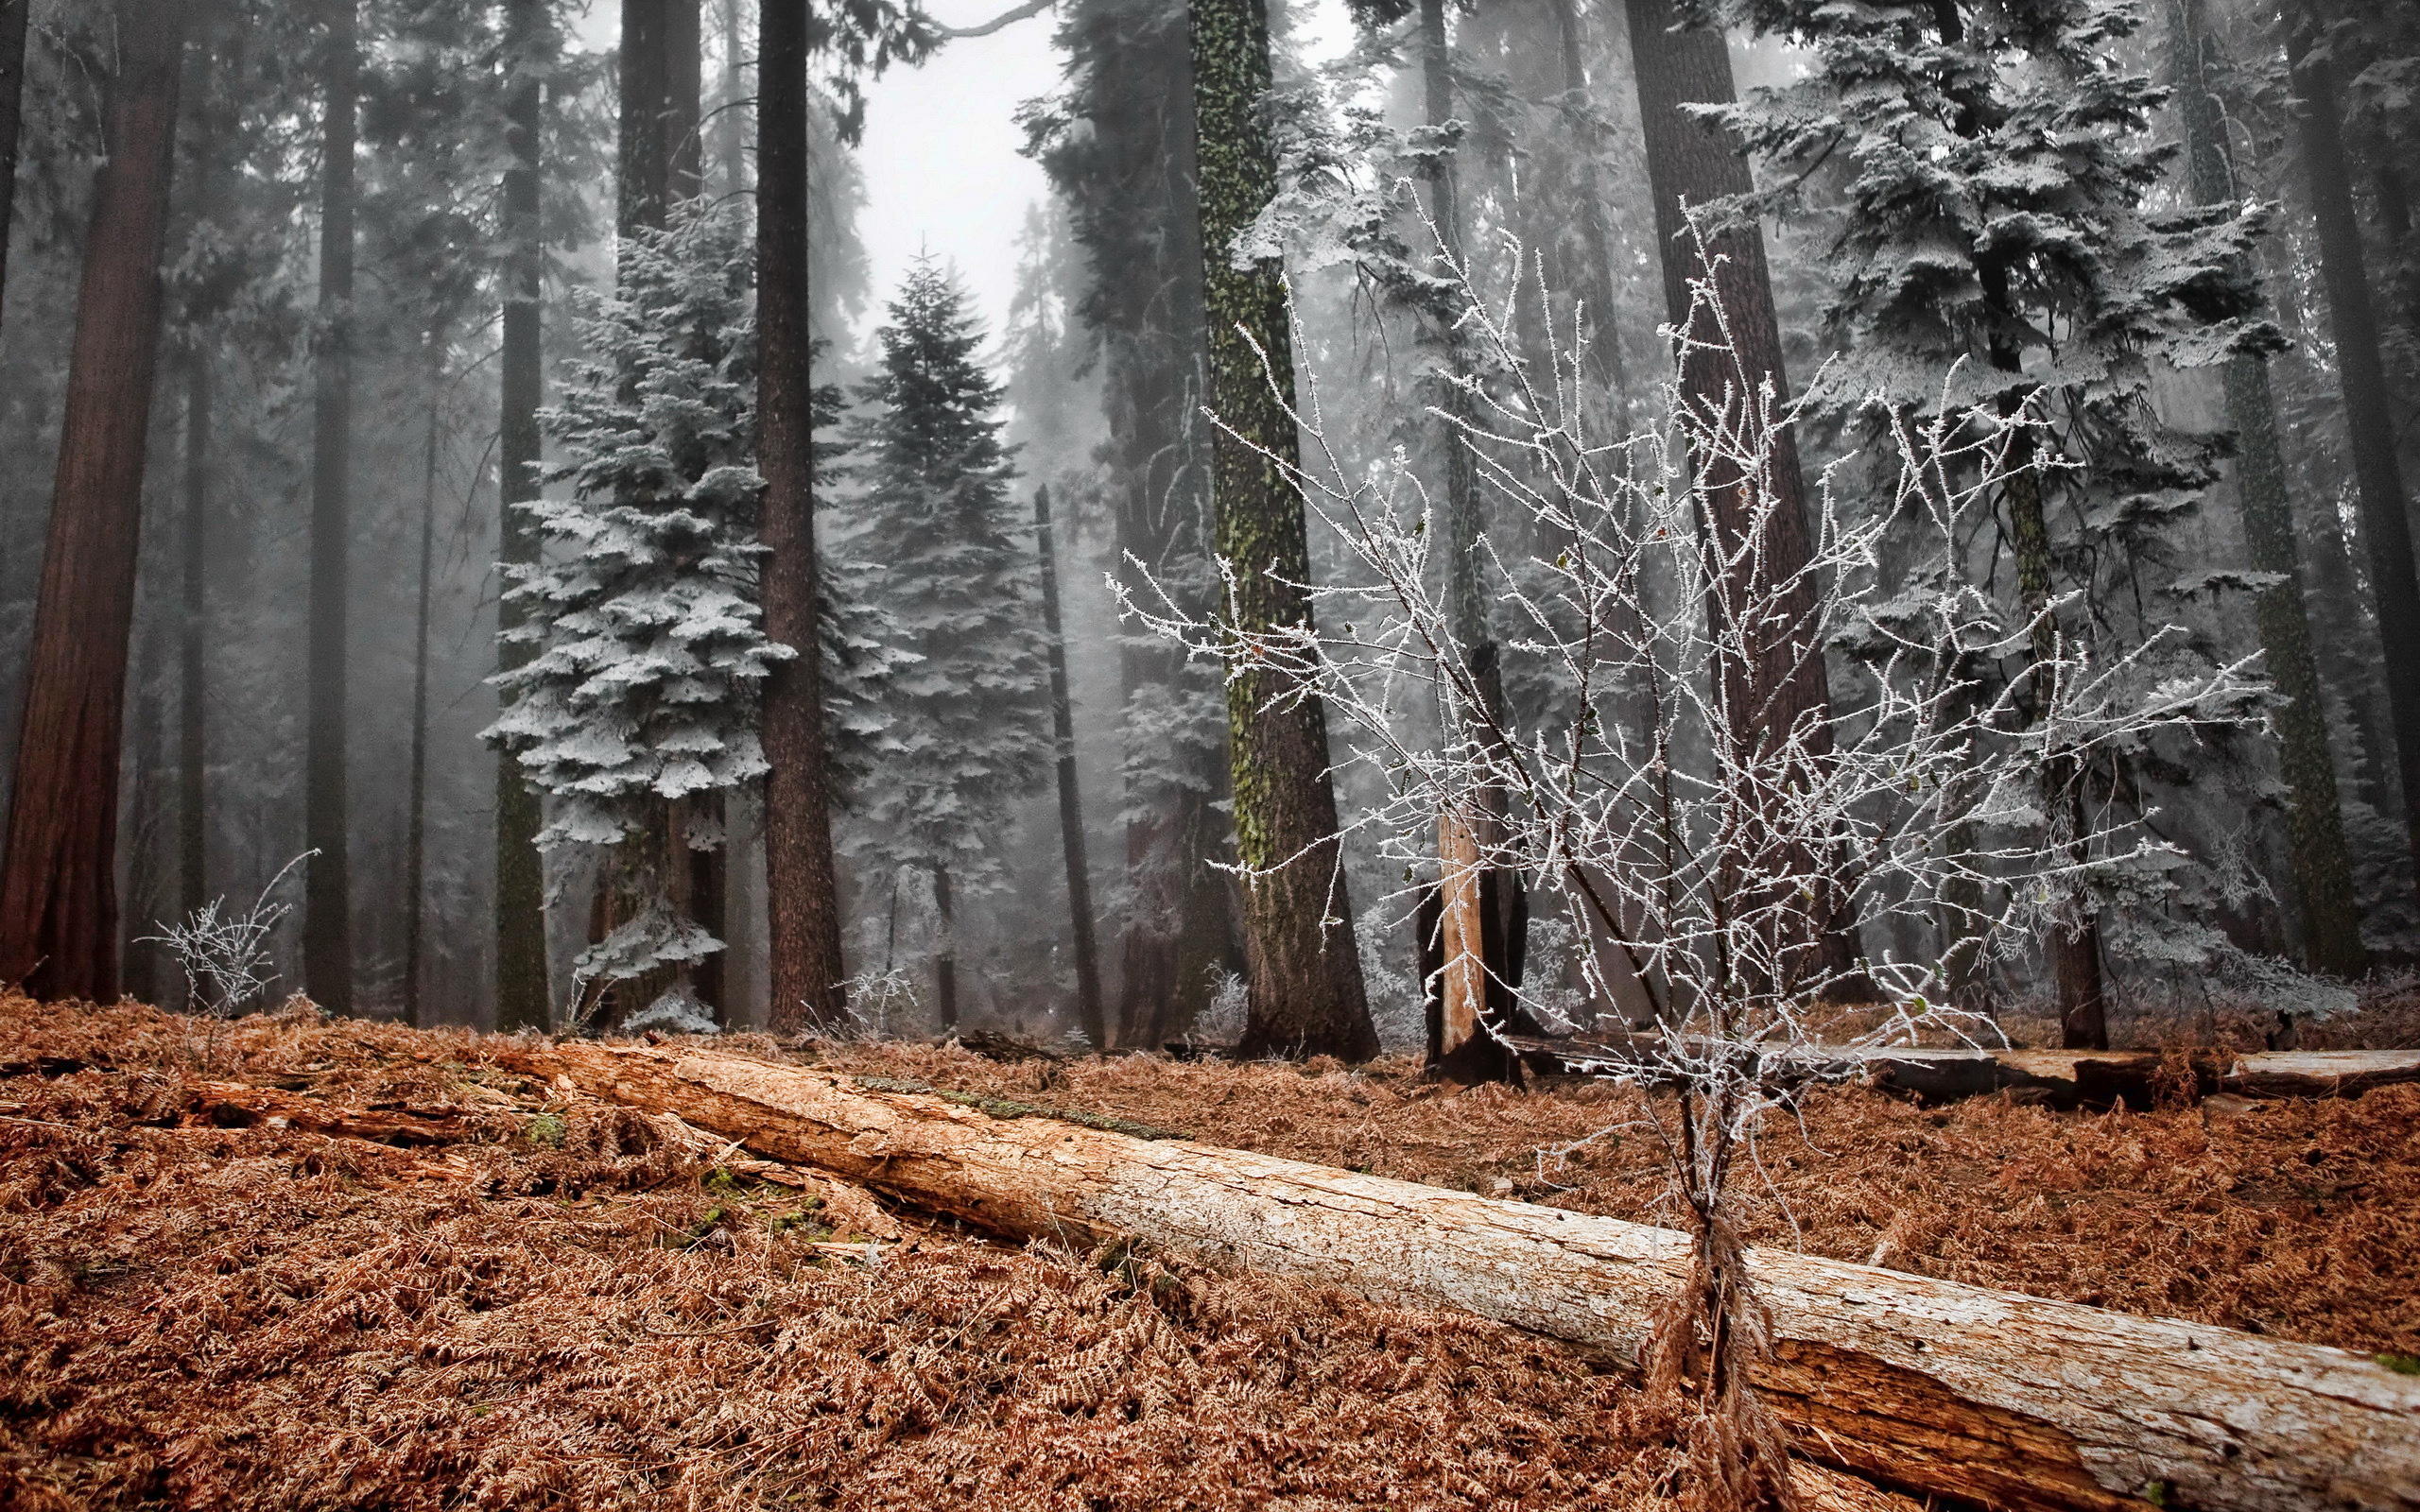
303, 0, 359, 1016
2286, 17, 2420, 910
519, 1040, 2420, 1512
759, 0, 849, 1030
494, 0, 549, 1031
0, 0, 191, 1004
178, 356, 210, 929
405, 324, 442, 1030
1035, 485, 1107, 1048
1623, 0, 1860, 997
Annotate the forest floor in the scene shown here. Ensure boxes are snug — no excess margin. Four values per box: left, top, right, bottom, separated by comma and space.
2, 994, 2416, 1510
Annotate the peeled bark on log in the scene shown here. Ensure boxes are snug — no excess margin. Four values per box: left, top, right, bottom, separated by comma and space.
507, 1040, 2420, 1512
1507, 1035, 2420, 1108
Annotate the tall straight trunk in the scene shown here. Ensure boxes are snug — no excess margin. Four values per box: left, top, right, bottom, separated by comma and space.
178, 355, 209, 932
405, 322, 443, 1031
933, 865, 958, 1029
0, 0, 31, 341
620, 0, 669, 232
666, 0, 702, 204
303, 0, 359, 1016
1623, 0, 1862, 999
123, 634, 164, 1005
2173, 0, 2363, 977
759, 0, 849, 1030
714, 0, 747, 199
1034, 485, 1107, 1048
2286, 17, 2420, 910
1188, 0, 1377, 1060
494, 0, 550, 1031
0, 0, 190, 1004
1546, 0, 1629, 404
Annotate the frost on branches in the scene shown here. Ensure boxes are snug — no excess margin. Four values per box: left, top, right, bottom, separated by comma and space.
1125, 256, 2261, 1493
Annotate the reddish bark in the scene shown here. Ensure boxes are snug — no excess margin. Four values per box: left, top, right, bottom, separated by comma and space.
0, 0, 192, 1002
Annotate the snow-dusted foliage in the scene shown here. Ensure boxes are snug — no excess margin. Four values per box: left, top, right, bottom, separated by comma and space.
488, 204, 787, 854
1124, 261, 2263, 1475
1704, 0, 2300, 986
838, 260, 1051, 901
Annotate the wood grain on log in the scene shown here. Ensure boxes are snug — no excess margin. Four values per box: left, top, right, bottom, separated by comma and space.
504, 1041, 2420, 1512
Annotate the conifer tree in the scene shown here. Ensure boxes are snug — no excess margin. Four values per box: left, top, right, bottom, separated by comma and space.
487, 206, 788, 1029
1713, 0, 2281, 1044
842, 259, 1051, 1029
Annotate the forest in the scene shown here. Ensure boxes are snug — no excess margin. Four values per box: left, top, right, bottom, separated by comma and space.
0, 0, 2417, 1507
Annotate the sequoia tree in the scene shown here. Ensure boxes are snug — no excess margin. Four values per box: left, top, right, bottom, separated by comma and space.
1188, 0, 1378, 1058
2285, 11, 2420, 911
0, 0, 193, 1002
495, 0, 550, 1031
303, 0, 360, 1015
760, 0, 851, 1029
0, 0, 29, 343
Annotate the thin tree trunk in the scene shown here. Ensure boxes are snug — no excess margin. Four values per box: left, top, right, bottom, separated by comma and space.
1188, 0, 1376, 1060
406, 322, 443, 1031
1034, 485, 1106, 1048
1622, 0, 1863, 999
2171, 0, 2364, 977
2286, 16, 2420, 912
932, 864, 957, 1030
495, 0, 550, 1032
759, 0, 849, 1030
0, 0, 31, 344
303, 0, 359, 1016
1546, 0, 1629, 404
714, 0, 748, 199
123, 633, 164, 1005
0, 0, 190, 1004
178, 355, 210, 936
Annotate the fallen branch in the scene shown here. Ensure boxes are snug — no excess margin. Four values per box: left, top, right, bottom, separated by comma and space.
502, 1040, 2420, 1512
1506, 1036, 2420, 1108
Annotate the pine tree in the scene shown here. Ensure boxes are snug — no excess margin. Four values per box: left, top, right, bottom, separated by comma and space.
1715, 0, 2283, 1043
841, 259, 1051, 1029
487, 205, 788, 1029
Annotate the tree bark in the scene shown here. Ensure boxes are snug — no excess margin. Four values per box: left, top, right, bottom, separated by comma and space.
666, 0, 701, 204
1622, 0, 1863, 999
1035, 485, 1107, 1048
759, 0, 849, 1031
1546, 0, 1629, 405
406, 323, 443, 1031
2286, 17, 2420, 915
0, 0, 191, 1004
2169, 0, 2364, 977
619, 0, 669, 233
1187, 0, 1376, 1059
177, 355, 210, 934
933, 864, 958, 1029
0, 0, 31, 347
713, 0, 748, 199
517, 1040, 2420, 1512
303, 0, 359, 1017
494, 0, 550, 1032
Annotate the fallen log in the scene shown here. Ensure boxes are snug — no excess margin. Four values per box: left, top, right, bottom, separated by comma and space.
1505, 1036, 2420, 1108
502, 1040, 2420, 1512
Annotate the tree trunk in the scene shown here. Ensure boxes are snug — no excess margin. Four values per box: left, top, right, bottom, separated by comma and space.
0, 0, 190, 1005
2170, 0, 2364, 977
1622, 0, 1863, 998
495, 0, 550, 1032
1545, 0, 1629, 404
303, 0, 359, 1017
2287, 17, 2420, 914
713, 0, 747, 199
122, 634, 164, 1005
1035, 485, 1107, 1048
932, 864, 958, 1030
178, 355, 210, 936
1187, 0, 1376, 1060
405, 323, 442, 1031
666, 0, 701, 204
517, 1040, 2420, 1512
619, 0, 668, 232
759, 0, 849, 1031
0, 0, 31, 346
